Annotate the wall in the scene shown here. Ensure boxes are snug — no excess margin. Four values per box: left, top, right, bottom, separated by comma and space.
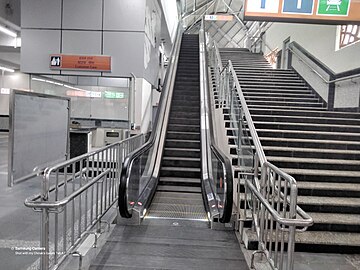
264, 23, 360, 73
0, 72, 30, 115
21, 0, 162, 86
134, 78, 153, 133
0, 0, 21, 26
160, 0, 178, 43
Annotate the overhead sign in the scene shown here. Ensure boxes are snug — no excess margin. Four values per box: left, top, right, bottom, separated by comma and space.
204, 15, 234, 21
50, 54, 111, 72
244, 0, 360, 24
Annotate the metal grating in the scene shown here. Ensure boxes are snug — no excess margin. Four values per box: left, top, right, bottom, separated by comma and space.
146, 192, 208, 221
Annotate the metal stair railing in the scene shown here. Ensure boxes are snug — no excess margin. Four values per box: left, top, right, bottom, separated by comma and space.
208, 40, 313, 270
199, 19, 233, 224
24, 134, 145, 270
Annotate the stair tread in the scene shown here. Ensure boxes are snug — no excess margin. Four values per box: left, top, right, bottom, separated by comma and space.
263, 146, 360, 154
163, 157, 200, 162
245, 229, 360, 246
166, 139, 200, 143
161, 167, 201, 172
157, 186, 201, 193
283, 168, 360, 177
252, 114, 360, 123
160, 177, 200, 183
248, 107, 360, 115
298, 196, 360, 206
165, 147, 200, 152
255, 128, 360, 137
254, 120, 360, 129
268, 156, 360, 165
307, 212, 360, 224
260, 137, 360, 145
297, 181, 360, 191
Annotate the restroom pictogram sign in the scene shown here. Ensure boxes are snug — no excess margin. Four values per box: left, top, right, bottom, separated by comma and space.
50, 54, 111, 72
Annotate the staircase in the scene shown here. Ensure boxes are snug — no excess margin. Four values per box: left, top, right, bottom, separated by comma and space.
145, 34, 207, 221
219, 48, 360, 253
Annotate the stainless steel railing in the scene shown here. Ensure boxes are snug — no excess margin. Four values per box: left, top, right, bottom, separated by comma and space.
199, 19, 233, 223
208, 39, 313, 270
24, 134, 145, 270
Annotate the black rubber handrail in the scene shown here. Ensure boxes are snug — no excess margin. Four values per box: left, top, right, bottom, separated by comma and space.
199, 19, 233, 223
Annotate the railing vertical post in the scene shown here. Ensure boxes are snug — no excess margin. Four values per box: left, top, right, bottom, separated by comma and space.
40, 175, 50, 270
287, 184, 298, 270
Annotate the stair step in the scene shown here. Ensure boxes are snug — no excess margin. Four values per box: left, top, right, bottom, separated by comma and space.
254, 121, 360, 133
244, 229, 360, 253
297, 182, 360, 197
252, 114, 360, 126
162, 157, 201, 168
160, 166, 201, 178
256, 128, 360, 141
249, 107, 360, 119
164, 147, 200, 158
262, 146, 360, 160
165, 139, 200, 149
259, 137, 360, 150
268, 156, 360, 171
156, 185, 202, 193
159, 177, 201, 186
298, 196, 360, 214
166, 131, 200, 140
282, 168, 360, 183
309, 212, 360, 232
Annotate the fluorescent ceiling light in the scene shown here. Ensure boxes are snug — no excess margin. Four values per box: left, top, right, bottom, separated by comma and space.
0, 66, 15, 73
0, 25, 17, 38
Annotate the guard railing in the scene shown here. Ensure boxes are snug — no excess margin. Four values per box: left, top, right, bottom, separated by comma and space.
208, 38, 313, 270
24, 134, 145, 270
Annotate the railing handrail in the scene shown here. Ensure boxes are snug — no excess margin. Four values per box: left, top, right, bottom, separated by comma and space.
24, 133, 144, 208
228, 60, 267, 166
200, 18, 233, 223
43, 135, 140, 175
289, 41, 360, 84
211, 41, 312, 224
25, 169, 110, 210
246, 180, 313, 228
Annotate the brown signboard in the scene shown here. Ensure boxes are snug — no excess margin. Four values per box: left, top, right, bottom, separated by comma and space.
244, 0, 360, 24
50, 54, 111, 72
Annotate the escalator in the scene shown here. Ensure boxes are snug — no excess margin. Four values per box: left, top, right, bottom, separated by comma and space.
145, 34, 207, 221
88, 25, 248, 270
118, 26, 233, 225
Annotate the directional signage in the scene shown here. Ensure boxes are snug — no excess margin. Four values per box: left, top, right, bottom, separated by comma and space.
244, 0, 360, 24
317, 0, 351, 15
246, 0, 280, 13
283, 0, 315, 14
50, 54, 111, 72
204, 15, 234, 21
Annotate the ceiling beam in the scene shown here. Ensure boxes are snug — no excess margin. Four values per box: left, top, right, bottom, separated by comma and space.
210, 21, 239, 47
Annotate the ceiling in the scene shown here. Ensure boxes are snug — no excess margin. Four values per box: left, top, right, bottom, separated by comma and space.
179, 0, 265, 48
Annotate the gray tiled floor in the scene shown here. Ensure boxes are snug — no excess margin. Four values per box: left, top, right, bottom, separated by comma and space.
1, 132, 360, 270
0, 133, 43, 270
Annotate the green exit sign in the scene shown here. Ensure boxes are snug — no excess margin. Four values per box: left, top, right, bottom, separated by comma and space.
104, 91, 125, 99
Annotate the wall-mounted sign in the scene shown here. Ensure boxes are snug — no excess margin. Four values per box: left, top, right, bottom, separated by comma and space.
244, 0, 360, 24
50, 54, 111, 72
205, 15, 234, 21
104, 91, 125, 99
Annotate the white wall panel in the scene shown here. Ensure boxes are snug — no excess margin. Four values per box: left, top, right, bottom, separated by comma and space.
61, 30, 102, 76
103, 32, 144, 78
62, 0, 102, 30
103, 0, 145, 31
21, 0, 62, 29
21, 29, 61, 74
264, 23, 360, 73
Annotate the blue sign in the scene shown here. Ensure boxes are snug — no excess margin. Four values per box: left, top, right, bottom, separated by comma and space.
283, 0, 314, 14
261, 0, 266, 8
